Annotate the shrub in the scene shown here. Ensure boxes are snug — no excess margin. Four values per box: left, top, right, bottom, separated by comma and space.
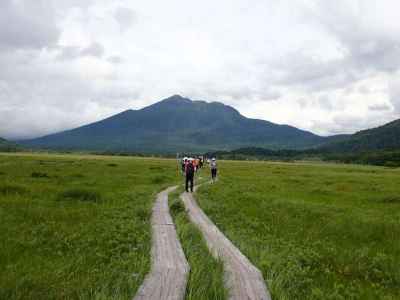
70, 173, 84, 178
151, 176, 167, 184
381, 196, 400, 204
107, 163, 118, 167
170, 198, 185, 215
31, 172, 49, 178
56, 188, 103, 203
0, 184, 29, 196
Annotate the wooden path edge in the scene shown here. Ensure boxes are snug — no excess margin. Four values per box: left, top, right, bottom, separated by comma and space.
133, 186, 190, 300
180, 186, 271, 300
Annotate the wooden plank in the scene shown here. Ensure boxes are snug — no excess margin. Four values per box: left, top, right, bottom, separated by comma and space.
134, 186, 189, 300
181, 188, 271, 300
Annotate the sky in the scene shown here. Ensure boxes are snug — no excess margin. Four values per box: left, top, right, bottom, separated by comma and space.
1, 0, 400, 139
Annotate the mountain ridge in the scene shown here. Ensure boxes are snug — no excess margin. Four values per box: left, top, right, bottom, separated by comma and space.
321, 118, 400, 152
21, 95, 327, 153
20, 94, 400, 154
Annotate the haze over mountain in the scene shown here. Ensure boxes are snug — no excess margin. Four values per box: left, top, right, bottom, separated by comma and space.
21, 95, 331, 153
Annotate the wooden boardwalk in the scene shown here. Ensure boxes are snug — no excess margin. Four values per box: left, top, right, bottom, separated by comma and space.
181, 188, 271, 300
134, 186, 189, 300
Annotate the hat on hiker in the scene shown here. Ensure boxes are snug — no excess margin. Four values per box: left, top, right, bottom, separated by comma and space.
212, 158, 216, 161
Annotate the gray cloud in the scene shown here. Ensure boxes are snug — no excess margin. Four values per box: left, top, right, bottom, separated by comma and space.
389, 78, 400, 113
0, 0, 60, 51
368, 103, 391, 111
107, 55, 124, 64
307, 1, 400, 74
114, 7, 137, 31
1, 0, 400, 139
80, 42, 105, 57
57, 42, 105, 60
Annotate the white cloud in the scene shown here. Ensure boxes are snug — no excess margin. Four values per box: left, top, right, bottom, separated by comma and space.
1, 0, 400, 139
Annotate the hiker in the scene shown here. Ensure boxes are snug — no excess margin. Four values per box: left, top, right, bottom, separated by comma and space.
210, 158, 217, 182
185, 158, 195, 192
181, 157, 187, 174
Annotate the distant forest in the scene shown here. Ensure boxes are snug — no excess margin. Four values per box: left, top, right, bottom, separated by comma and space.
205, 147, 400, 167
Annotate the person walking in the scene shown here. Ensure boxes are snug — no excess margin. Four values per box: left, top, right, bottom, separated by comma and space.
181, 157, 187, 175
210, 158, 218, 182
185, 158, 195, 192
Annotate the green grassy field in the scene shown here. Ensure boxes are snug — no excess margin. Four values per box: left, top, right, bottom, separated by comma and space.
2, 153, 399, 299
0, 153, 177, 299
197, 161, 400, 299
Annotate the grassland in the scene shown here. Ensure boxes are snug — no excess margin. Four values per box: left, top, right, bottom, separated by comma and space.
2, 153, 399, 299
197, 161, 400, 299
0, 153, 177, 299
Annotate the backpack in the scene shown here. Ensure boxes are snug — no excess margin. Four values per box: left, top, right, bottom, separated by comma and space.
211, 161, 217, 169
186, 163, 194, 176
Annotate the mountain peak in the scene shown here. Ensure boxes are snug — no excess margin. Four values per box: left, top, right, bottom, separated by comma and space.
161, 94, 192, 104
21, 94, 324, 153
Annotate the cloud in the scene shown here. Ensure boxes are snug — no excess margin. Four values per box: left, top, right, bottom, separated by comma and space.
0, 0, 60, 52
80, 42, 104, 57
368, 103, 391, 111
114, 7, 137, 32
107, 55, 123, 64
389, 76, 400, 113
1, 0, 400, 139
56, 42, 105, 60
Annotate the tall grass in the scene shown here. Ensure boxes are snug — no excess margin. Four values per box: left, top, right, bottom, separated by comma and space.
197, 161, 400, 299
0, 153, 178, 299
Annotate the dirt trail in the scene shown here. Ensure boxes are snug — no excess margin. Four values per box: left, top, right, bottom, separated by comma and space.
181, 186, 271, 300
134, 186, 189, 300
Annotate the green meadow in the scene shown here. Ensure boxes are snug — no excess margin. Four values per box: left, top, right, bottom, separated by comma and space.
0, 153, 177, 299
1, 153, 399, 299
197, 161, 400, 299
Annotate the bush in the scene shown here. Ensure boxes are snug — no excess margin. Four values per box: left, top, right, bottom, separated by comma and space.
0, 184, 29, 196
170, 198, 185, 216
56, 188, 103, 203
381, 196, 400, 204
31, 172, 49, 178
151, 176, 167, 184
107, 163, 118, 167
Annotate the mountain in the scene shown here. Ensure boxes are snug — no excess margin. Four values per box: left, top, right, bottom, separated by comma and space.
321, 119, 400, 153
21, 95, 328, 153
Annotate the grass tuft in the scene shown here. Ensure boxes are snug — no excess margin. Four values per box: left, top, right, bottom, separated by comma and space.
381, 196, 400, 204
31, 172, 49, 178
151, 175, 167, 184
56, 188, 103, 203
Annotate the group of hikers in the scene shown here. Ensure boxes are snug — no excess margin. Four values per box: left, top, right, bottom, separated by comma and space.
181, 156, 218, 192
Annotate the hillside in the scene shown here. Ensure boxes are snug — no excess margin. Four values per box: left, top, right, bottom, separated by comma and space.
21, 95, 327, 153
0, 137, 18, 151
321, 119, 400, 152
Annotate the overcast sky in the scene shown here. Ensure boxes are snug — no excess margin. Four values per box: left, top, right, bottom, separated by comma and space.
1, 0, 400, 139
